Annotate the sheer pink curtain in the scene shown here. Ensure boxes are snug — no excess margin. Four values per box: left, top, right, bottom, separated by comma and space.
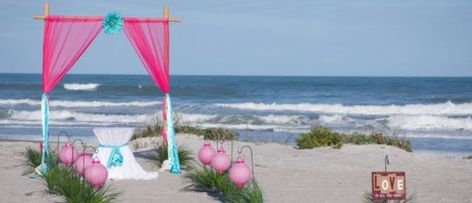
123, 18, 170, 93
124, 18, 181, 173
42, 16, 103, 93
40, 16, 103, 174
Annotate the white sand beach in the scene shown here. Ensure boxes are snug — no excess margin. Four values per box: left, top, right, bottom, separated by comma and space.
1, 135, 471, 203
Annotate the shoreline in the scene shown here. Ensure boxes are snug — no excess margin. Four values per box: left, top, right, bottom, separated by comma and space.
2, 134, 471, 158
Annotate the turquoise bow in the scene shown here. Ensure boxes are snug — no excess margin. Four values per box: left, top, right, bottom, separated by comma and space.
99, 143, 128, 168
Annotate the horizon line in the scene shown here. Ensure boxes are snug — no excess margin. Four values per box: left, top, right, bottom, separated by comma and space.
1, 72, 471, 78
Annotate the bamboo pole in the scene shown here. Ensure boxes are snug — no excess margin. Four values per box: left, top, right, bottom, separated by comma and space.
164, 6, 169, 19
33, 3, 181, 23
44, 2, 49, 17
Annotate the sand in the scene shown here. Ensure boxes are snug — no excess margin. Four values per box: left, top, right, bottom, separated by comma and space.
1, 135, 471, 202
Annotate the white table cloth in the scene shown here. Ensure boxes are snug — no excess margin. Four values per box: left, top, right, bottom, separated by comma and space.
94, 128, 158, 180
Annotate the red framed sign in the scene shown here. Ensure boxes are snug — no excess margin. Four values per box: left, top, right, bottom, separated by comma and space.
371, 171, 406, 200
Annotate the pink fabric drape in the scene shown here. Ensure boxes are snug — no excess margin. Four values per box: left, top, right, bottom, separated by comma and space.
123, 18, 170, 93
42, 16, 103, 93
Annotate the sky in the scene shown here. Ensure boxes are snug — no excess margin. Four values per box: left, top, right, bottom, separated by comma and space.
0, 0, 471, 76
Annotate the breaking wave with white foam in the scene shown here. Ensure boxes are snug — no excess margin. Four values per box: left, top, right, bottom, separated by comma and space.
0, 99, 160, 108
387, 115, 472, 131
63, 83, 100, 91
9, 110, 154, 124
319, 114, 345, 124
216, 101, 472, 116
0, 99, 40, 106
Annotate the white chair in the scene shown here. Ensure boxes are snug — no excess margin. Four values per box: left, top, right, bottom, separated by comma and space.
94, 128, 158, 180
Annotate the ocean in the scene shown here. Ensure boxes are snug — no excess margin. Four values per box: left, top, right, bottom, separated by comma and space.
1, 73, 472, 156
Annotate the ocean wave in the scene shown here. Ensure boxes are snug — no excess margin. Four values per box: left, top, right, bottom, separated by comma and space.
396, 132, 472, 140
319, 114, 345, 124
387, 115, 472, 131
50, 100, 161, 108
198, 123, 308, 134
216, 101, 472, 116
259, 114, 309, 125
0, 120, 116, 127
63, 83, 100, 91
0, 99, 40, 106
0, 109, 12, 120
180, 114, 309, 126
0, 99, 160, 108
6, 110, 220, 126
178, 113, 218, 123
9, 110, 155, 124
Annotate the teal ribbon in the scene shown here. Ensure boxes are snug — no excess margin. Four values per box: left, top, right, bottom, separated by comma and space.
99, 143, 128, 168
40, 93, 50, 175
165, 94, 181, 174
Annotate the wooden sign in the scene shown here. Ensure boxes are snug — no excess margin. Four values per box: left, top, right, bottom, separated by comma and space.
371, 171, 406, 200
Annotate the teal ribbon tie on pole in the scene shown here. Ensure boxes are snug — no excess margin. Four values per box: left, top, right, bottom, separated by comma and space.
165, 94, 181, 174
40, 94, 50, 175
99, 143, 127, 168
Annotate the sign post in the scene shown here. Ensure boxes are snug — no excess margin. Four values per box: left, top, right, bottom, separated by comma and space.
371, 155, 406, 201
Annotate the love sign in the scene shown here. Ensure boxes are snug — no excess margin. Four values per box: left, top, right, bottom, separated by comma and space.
371, 171, 406, 200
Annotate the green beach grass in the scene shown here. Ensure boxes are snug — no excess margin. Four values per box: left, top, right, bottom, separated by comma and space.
22, 147, 120, 203
132, 114, 238, 141
184, 166, 263, 203
297, 126, 412, 152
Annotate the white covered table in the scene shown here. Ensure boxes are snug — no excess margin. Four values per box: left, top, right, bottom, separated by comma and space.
94, 128, 158, 180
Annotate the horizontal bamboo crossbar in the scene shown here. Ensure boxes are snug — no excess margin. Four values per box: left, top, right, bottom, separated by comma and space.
33, 15, 181, 22
33, 15, 182, 22
33, 3, 181, 23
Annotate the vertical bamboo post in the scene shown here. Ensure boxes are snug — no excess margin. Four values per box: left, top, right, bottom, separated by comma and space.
164, 6, 169, 19
44, 2, 49, 17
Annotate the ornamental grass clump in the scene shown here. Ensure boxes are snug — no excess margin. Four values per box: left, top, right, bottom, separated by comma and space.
184, 166, 263, 203
22, 147, 120, 203
363, 192, 415, 203
22, 146, 60, 175
151, 143, 195, 169
22, 146, 44, 175
43, 166, 120, 203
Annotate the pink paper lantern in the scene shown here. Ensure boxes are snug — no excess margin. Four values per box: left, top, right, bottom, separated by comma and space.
74, 153, 93, 176
229, 158, 252, 189
59, 143, 79, 166
198, 142, 216, 166
211, 147, 231, 175
84, 158, 108, 189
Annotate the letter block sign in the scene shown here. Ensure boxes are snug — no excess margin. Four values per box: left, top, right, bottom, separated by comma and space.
371, 171, 406, 200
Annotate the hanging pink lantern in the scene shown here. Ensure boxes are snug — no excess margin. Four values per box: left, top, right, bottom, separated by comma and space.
229, 158, 252, 189
59, 143, 79, 166
198, 142, 216, 166
74, 153, 93, 176
84, 158, 108, 189
211, 147, 231, 175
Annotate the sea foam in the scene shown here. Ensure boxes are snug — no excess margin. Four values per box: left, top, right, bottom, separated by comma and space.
319, 114, 345, 124
387, 115, 472, 131
0, 99, 160, 108
216, 101, 472, 116
0, 99, 40, 106
10, 110, 154, 124
63, 83, 100, 91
